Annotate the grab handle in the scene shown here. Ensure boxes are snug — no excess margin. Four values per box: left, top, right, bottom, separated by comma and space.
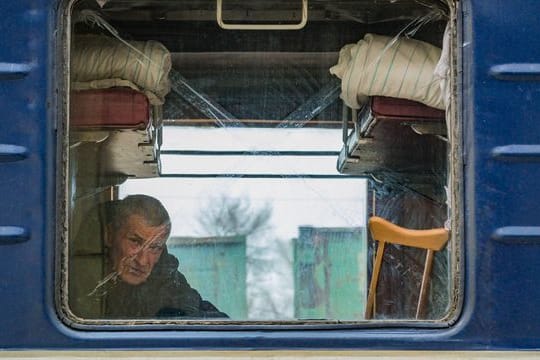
216, 0, 308, 30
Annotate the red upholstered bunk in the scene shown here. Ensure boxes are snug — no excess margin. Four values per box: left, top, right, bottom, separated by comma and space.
70, 87, 150, 129
370, 96, 445, 120
359, 96, 445, 137
69, 87, 160, 178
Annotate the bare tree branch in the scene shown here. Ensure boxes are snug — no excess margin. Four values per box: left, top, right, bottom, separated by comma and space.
196, 195, 272, 237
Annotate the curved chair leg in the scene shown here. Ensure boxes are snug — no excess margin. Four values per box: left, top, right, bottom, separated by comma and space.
364, 241, 386, 319
416, 249, 435, 319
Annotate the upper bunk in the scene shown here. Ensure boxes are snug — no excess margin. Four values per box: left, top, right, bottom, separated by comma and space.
68, 0, 451, 191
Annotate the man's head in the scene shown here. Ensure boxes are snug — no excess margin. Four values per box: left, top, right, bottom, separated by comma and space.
105, 195, 171, 286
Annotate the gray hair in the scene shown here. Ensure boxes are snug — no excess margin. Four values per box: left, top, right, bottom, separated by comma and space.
107, 195, 171, 240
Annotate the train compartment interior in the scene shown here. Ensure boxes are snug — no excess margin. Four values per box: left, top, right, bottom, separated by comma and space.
64, 0, 457, 324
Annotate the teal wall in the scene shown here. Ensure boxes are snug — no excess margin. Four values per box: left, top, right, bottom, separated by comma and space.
168, 236, 247, 319
293, 227, 366, 320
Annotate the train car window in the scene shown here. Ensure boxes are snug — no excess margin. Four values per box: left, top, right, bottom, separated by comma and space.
62, 0, 458, 325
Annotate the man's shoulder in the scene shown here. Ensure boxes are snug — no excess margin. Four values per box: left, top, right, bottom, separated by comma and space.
142, 251, 229, 318
150, 251, 190, 287
158, 250, 180, 270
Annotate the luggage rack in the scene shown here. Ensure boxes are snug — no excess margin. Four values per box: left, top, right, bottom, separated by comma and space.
337, 96, 447, 185
69, 88, 162, 179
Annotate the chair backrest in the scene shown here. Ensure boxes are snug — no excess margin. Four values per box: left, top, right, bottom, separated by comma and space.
369, 216, 448, 251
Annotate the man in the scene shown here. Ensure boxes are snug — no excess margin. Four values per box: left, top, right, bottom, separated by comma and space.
71, 195, 227, 319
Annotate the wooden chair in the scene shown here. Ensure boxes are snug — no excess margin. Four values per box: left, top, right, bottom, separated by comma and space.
365, 216, 449, 319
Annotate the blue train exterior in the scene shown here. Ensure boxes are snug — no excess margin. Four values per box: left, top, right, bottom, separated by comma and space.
1, 0, 540, 352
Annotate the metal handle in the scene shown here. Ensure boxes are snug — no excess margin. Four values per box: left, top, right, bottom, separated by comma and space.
216, 0, 308, 30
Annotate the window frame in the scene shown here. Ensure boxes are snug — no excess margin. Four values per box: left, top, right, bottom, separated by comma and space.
57, 0, 463, 330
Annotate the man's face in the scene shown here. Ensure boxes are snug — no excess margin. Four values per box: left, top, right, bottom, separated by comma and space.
106, 214, 168, 286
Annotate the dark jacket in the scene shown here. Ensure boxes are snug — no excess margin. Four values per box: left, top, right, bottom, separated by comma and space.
103, 250, 228, 319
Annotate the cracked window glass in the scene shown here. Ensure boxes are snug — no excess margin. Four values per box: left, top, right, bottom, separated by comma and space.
64, 0, 458, 324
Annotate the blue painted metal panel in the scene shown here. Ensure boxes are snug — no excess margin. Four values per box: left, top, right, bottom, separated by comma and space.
0, 0, 63, 348
0, 144, 29, 162
459, 0, 540, 348
1, 0, 540, 351
0, 226, 30, 244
